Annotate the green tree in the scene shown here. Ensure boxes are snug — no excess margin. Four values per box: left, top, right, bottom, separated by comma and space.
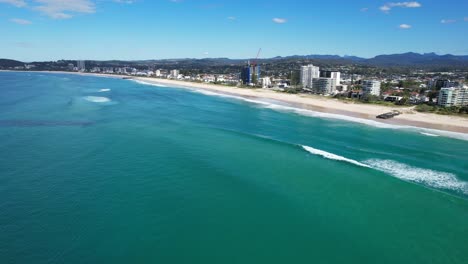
288, 70, 300, 86
251, 72, 257, 85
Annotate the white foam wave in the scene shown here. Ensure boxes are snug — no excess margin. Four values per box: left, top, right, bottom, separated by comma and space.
84, 96, 111, 103
99, 88, 111, 92
301, 145, 468, 194
302, 145, 371, 168
420, 132, 440, 137
194, 89, 273, 106
364, 159, 468, 194
132, 80, 168, 87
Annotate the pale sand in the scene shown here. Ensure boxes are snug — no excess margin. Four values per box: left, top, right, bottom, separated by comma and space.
3, 70, 467, 134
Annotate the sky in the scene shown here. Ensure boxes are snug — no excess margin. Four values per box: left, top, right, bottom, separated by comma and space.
0, 0, 467, 61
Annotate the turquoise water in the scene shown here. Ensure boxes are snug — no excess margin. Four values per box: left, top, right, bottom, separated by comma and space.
1, 72, 467, 264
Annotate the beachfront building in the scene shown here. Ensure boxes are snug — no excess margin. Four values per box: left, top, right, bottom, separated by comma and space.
361, 80, 381, 96
428, 79, 460, 89
300, 64, 320, 88
77, 60, 86, 72
438, 87, 468, 107
170, 70, 180, 79
311, 78, 337, 94
241, 64, 260, 85
320, 71, 341, 85
261, 77, 272, 88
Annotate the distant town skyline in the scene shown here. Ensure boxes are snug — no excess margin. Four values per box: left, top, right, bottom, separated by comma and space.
1, 0, 467, 61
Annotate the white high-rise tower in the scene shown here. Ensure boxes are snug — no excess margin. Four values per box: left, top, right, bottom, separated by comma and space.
300, 64, 320, 88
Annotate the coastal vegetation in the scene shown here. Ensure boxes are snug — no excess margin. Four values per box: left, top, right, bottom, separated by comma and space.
415, 104, 468, 115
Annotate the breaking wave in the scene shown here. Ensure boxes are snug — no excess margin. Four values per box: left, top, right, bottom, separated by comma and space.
301, 145, 370, 168
301, 144, 468, 195
99, 88, 111, 92
132, 80, 168, 87
84, 96, 111, 103
364, 159, 468, 195
420, 132, 440, 137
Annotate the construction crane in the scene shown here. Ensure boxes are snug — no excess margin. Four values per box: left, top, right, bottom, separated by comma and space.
251, 48, 262, 66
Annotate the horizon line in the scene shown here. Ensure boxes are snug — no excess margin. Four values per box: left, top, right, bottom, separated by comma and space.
2, 52, 468, 63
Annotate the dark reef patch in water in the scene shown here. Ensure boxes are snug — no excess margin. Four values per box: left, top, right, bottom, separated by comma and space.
0, 120, 94, 127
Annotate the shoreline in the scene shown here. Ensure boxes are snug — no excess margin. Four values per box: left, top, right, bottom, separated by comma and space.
132, 76, 468, 134
3, 70, 468, 134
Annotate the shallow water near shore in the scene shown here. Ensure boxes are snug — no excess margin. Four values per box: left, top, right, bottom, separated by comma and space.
1, 72, 468, 264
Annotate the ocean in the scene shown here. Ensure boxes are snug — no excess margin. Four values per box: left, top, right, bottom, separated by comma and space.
1, 71, 467, 263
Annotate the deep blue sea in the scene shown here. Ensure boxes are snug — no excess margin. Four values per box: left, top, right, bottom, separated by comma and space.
1, 71, 467, 263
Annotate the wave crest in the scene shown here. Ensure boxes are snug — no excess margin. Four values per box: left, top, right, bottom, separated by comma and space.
301, 145, 468, 195
84, 96, 111, 103
364, 159, 468, 194
302, 145, 371, 168
132, 80, 168, 87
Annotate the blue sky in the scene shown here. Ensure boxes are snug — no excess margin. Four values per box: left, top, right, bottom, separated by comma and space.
0, 0, 467, 61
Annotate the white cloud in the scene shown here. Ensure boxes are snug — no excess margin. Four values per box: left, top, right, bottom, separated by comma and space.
380, 2, 422, 13
272, 18, 287, 24
227, 16, 236, 20
380, 5, 391, 12
399, 24, 412, 29
360, 7, 369, 12
33, 0, 95, 19
10, 18, 32, 24
441, 19, 456, 24
0, 0, 26, 7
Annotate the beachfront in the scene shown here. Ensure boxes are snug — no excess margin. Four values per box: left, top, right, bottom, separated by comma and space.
132, 76, 468, 134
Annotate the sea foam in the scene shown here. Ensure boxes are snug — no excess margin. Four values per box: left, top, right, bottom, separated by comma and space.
419, 132, 440, 137
364, 159, 468, 194
132, 80, 168, 87
99, 88, 111, 92
302, 145, 371, 168
84, 96, 111, 103
302, 145, 468, 195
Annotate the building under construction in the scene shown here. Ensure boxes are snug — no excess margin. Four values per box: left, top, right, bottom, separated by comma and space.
241, 48, 262, 86
241, 63, 261, 85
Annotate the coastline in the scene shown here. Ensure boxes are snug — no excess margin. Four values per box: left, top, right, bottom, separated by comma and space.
3, 70, 468, 134
131, 76, 468, 134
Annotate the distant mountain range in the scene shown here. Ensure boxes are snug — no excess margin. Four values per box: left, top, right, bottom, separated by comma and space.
2, 52, 468, 69
266, 52, 468, 67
